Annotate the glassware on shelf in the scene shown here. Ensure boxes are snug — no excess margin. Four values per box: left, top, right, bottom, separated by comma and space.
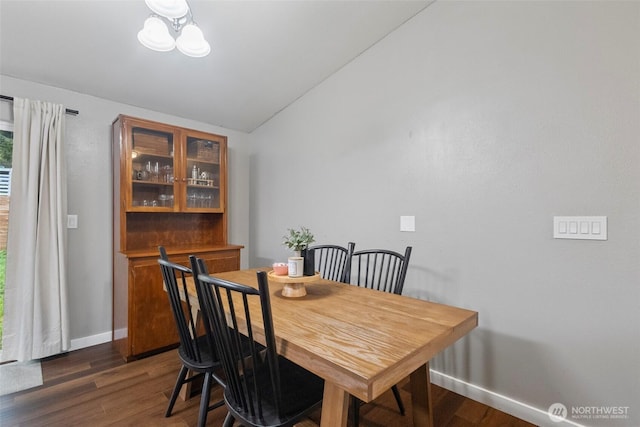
122, 118, 224, 212
163, 165, 174, 183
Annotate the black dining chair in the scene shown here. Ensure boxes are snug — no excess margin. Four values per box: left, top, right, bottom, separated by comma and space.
307, 242, 355, 283
158, 251, 225, 427
349, 246, 412, 295
194, 261, 325, 427
347, 246, 412, 427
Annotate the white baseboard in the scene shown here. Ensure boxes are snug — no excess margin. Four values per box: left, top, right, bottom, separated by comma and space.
113, 327, 127, 340
430, 369, 586, 427
69, 331, 112, 352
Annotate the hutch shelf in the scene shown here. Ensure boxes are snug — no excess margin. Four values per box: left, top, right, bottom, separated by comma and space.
112, 115, 242, 361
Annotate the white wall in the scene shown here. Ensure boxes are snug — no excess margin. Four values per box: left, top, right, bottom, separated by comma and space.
0, 75, 252, 349
249, 2, 639, 426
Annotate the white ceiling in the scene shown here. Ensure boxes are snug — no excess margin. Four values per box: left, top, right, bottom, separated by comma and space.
0, 0, 431, 132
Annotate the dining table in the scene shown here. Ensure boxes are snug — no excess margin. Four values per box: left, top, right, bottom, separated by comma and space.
184, 268, 478, 427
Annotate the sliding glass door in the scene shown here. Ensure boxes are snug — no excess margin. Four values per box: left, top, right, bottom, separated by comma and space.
0, 121, 13, 349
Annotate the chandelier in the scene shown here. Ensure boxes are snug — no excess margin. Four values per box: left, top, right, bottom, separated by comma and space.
137, 0, 211, 57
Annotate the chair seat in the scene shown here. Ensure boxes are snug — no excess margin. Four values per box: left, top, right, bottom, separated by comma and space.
177, 335, 219, 372
225, 356, 324, 427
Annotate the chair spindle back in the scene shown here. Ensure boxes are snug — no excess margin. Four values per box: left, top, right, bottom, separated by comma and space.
308, 242, 355, 283
349, 246, 412, 295
196, 264, 285, 423
158, 257, 210, 364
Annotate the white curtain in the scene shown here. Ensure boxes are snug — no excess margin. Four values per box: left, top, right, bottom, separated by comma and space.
0, 98, 69, 362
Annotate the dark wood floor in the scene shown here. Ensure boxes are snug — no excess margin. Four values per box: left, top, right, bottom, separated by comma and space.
0, 342, 536, 427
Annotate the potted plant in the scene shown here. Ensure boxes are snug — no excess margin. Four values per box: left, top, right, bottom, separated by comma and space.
282, 226, 315, 256
282, 227, 316, 277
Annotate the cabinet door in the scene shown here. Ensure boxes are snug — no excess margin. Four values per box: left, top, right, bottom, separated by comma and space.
182, 131, 226, 213
117, 116, 227, 213
130, 260, 179, 356
125, 120, 178, 212
127, 249, 240, 358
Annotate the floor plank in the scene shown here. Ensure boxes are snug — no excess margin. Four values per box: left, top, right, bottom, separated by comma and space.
0, 342, 537, 427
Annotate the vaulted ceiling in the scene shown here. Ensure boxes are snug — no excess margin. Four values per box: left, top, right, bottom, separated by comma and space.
0, 0, 431, 132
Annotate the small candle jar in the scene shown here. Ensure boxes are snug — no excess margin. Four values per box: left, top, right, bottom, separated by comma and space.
287, 257, 304, 278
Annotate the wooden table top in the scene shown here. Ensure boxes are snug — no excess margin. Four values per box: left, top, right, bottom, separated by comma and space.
189, 268, 478, 403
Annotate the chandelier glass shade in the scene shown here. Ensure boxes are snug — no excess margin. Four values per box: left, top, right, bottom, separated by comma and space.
145, 0, 189, 19
176, 24, 210, 57
138, 16, 176, 52
138, 0, 210, 57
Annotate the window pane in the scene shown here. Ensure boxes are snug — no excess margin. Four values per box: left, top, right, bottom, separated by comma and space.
0, 127, 10, 347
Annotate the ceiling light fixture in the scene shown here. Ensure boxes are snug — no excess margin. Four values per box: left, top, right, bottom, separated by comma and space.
137, 0, 210, 57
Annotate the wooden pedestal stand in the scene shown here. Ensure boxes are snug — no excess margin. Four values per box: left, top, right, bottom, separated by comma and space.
267, 271, 320, 297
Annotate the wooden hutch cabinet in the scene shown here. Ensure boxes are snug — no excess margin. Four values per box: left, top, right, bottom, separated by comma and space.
112, 115, 242, 361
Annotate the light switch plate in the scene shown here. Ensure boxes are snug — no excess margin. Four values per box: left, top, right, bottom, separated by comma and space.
67, 214, 78, 229
400, 216, 415, 232
553, 216, 606, 240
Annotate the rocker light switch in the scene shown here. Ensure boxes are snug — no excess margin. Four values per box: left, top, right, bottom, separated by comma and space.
553, 216, 606, 240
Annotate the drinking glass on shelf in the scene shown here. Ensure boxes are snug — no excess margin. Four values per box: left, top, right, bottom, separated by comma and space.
152, 161, 160, 182
163, 165, 173, 183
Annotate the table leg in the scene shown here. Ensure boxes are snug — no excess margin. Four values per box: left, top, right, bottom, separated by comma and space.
319, 381, 349, 427
410, 362, 434, 427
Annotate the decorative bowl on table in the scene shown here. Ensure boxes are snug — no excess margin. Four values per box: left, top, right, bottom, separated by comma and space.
272, 262, 288, 276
